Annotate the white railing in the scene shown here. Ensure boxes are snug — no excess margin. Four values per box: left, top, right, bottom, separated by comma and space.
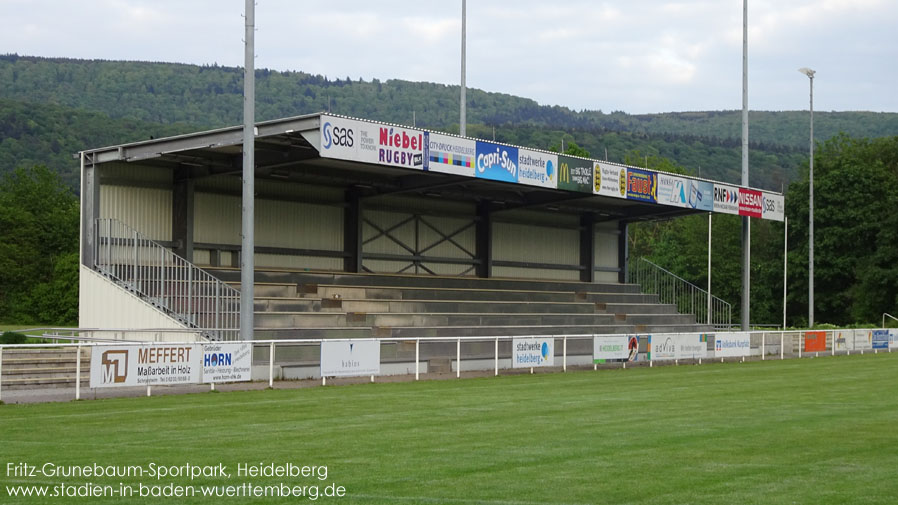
630, 257, 732, 329
94, 219, 240, 340
1, 328, 893, 402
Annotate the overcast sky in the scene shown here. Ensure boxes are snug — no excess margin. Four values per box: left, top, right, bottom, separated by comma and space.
2, 0, 896, 113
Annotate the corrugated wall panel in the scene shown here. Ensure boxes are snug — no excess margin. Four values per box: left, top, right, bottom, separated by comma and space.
194, 193, 241, 244
195, 176, 344, 203
99, 185, 172, 241
492, 223, 579, 266
254, 254, 342, 271
363, 210, 416, 255
595, 221, 619, 270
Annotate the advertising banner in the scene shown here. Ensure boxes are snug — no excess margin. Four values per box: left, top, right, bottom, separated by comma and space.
593, 336, 630, 363
90, 344, 201, 388
475, 140, 518, 183
854, 329, 872, 350
363, 123, 425, 170
321, 339, 380, 377
512, 336, 555, 368
762, 192, 785, 222
833, 330, 852, 351
804, 331, 827, 352
872, 330, 889, 350
557, 155, 593, 193
738, 188, 763, 218
593, 162, 627, 199
517, 149, 558, 189
714, 332, 751, 357
202, 342, 252, 383
713, 183, 739, 215
626, 168, 657, 203
657, 173, 691, 208
424, 132, 475, 176
648, 333, 708, 361
891, 329, 898, 349
319, 115, 362, 161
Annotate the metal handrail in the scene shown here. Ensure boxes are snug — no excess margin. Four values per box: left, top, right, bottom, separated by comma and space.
629, 257, 732, 329
94, 218, 240, 340
884, 313, 898, 328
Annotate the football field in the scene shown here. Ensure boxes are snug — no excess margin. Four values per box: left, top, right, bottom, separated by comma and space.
2, 353, 897, 504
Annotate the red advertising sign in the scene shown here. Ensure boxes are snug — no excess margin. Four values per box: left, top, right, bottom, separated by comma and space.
738, 188, 762, 218
804, 331, 827, 352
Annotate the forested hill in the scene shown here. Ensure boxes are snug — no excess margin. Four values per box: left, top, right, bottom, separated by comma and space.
2, 54, 897, 190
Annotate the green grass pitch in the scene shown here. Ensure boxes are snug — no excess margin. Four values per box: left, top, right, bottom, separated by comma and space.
2, 353, 897, 504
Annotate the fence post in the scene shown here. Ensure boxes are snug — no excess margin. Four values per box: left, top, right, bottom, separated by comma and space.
494, 337, 498, 376
799, 333, 802, 359
563, 336, 567, 372
456, 338, 461, 378
780, 333, 784, 360
268, 342, 275, 388
0, 347, 3, 403
415, 339, 420, 380
761, 333, 765, 361
832, 331, 835, 356
75, 343, 82, 401
147, 385, 152, 397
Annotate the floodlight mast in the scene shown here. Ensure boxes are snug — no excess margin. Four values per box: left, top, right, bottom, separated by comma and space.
741, 0, 750, 330
241, 0, 255, 341
460, 0, 467, 136
798, 67, 815, 327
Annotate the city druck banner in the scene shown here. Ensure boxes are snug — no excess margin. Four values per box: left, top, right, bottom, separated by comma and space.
648, 333, 708, 361
315, 114, 785, 221
424, 132, 475, 177
320, 340, 381, 377
714, 332, 751, 357
512, 336, 555, 368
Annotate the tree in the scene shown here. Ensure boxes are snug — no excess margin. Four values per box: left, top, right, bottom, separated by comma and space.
0, 165, 79, 324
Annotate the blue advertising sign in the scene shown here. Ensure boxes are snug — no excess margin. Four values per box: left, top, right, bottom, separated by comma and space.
872, 330, 889, 349
475, 141, 518, 183
626, 168, 657, 203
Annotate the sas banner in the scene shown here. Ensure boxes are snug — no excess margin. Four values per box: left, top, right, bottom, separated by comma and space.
425, 132, 475, 177
593, 162, 627, 199
202, 342, 252, 383
648, 333, 708, 361
762, 192, 785, 222
872, 330, 889, 350
714, 332, 751, 357
557, 155, 593, 193
804, 331, 827, 352
593, 336, 630, 363
321, 339, 380, 377
512, 336, 554, 368
90, 344, 201, 388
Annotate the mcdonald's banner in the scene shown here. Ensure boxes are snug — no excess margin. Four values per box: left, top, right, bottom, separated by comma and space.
557, 155, 593, 193
804, 331, 827, 352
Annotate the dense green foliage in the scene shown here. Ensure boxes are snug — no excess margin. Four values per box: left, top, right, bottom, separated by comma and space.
2, 54, 896, 192
2, 355, 897, 504
0, 331, 27, 344
0, 166, 79, 325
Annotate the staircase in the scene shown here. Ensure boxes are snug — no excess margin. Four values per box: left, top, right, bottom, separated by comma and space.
207, 268, 714, 340
0, 348, 89, 390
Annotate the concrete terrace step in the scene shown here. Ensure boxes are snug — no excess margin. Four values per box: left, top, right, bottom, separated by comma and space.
209, 268, 642, 294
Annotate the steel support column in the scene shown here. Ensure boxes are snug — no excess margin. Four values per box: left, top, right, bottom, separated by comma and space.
172, 167, 195, 262
580, 214, 596, 283
476, 202, 492, 278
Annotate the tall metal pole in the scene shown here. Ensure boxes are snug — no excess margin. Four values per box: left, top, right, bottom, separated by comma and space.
460, 0, 467, 136
740, 0, 750, 330
707, 213, 712, 325
799, 67, 815, 327
240, 0, 255, 340
808, 73, 814, 328
783, 216, 788, 329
